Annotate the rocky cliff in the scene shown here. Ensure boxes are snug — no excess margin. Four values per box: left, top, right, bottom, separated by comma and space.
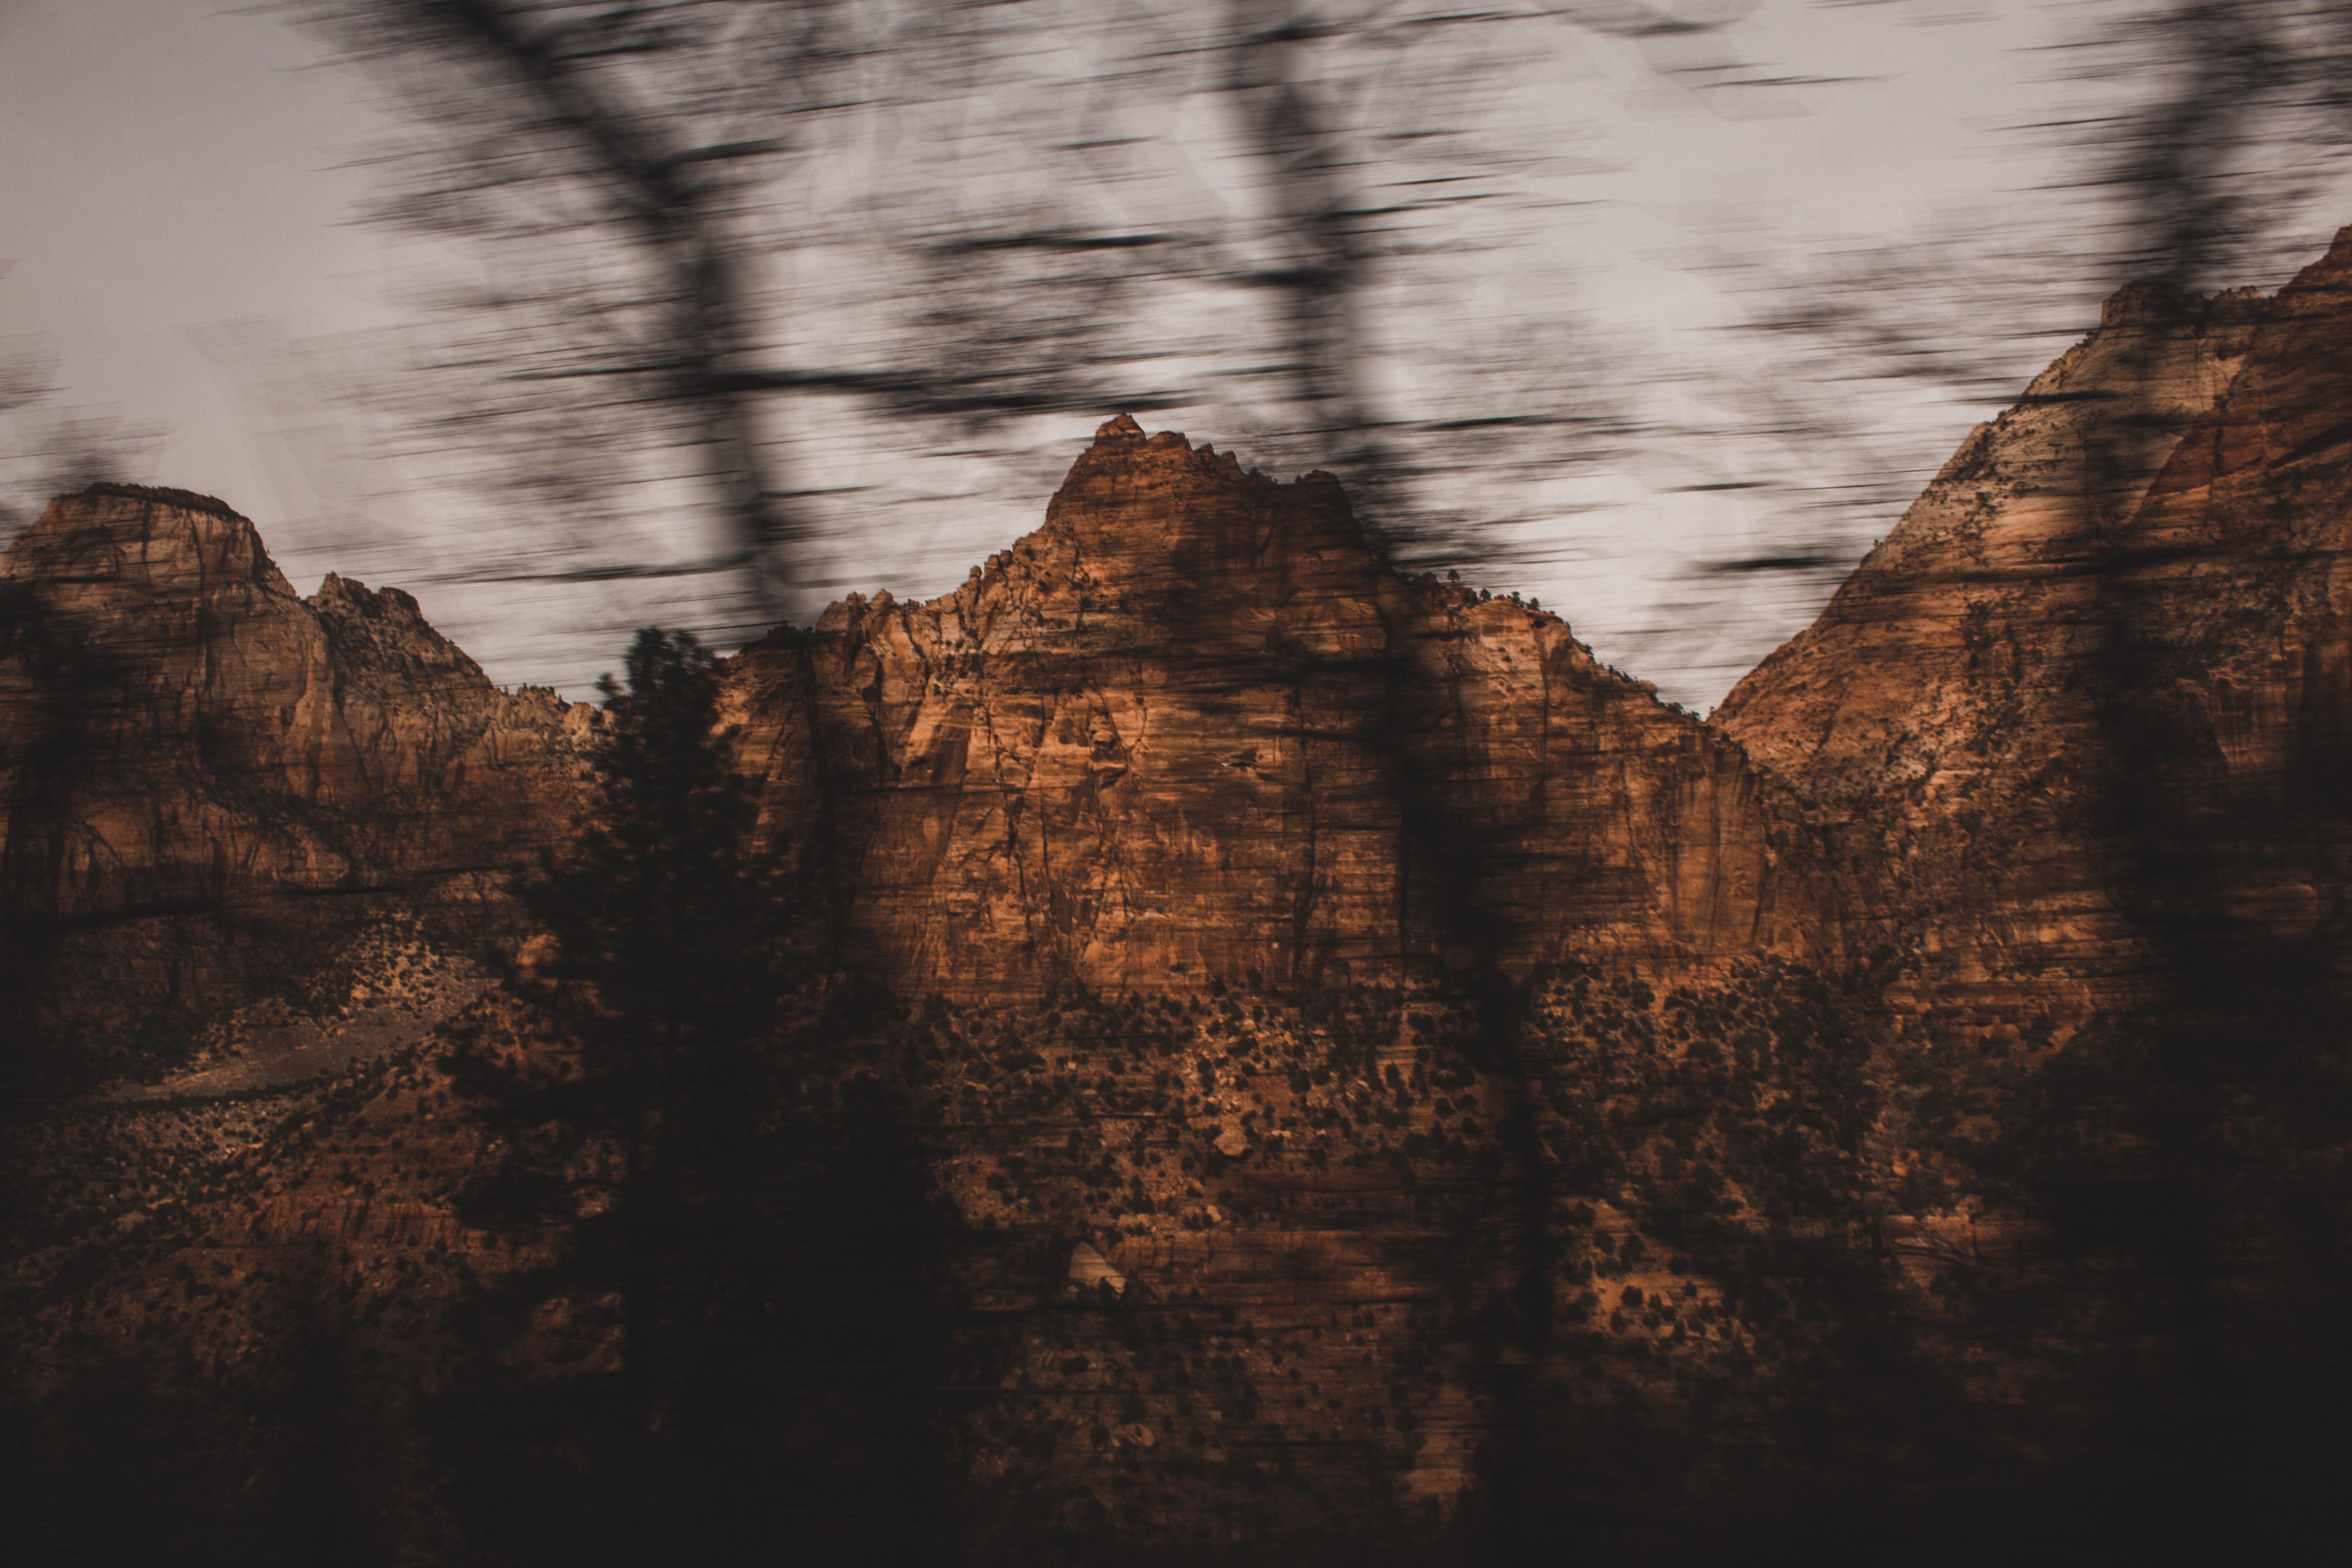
9, 224, 2352, 1561
0, 444, 1898, 1560
0, 484, 591, 1088
1718, 232, 2352, 1036
732, 414, 1830, 1002
1, 439, 1839, 1088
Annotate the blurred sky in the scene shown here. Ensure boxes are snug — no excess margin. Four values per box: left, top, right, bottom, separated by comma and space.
3, 0, 2346, 705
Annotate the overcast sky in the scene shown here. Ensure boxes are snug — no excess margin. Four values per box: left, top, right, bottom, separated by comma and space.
4, 0, 2344, 706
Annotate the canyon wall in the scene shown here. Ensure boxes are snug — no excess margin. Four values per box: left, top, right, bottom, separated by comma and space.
0, 456, 1894, 1559
0, 484, 591, 1084
10, 226, 2352, 1559
4, 437, 1839, 1086
1718, 235, 2352, 1028
23, 245, 2352, 1059
731, 414, 1832, 1003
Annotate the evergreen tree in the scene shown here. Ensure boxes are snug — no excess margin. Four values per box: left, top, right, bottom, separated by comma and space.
457, 627, 792, 1423
440, 627, 952, 1566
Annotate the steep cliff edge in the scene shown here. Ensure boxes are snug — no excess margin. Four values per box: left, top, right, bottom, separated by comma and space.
0, 484, 592, 1087
1713, 274, 2284, 1024
731, 414, 1831, 1000
1697, 234, 2352, 1549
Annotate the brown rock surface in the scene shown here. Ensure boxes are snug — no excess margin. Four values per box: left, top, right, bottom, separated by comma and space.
1714, 274, 2286, 1024
1687, 236, 2352, 1551
2088, 235, 2352, 1012
730, 413, 1831, 1001
0, 445, 1882, 1557
0, 484, 591, 1085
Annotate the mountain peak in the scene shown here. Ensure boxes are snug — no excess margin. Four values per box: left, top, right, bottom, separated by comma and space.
69, 480, 246, 520
9, 478, 294, 602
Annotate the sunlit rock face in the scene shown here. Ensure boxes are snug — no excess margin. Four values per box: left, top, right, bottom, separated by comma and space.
0, 430, 1836, 1076
1713, 272, 2304, 1026
0, 485, 590, 1083
729, 413, 1834, 1001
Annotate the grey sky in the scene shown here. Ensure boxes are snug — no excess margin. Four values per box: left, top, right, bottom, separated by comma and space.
1, 4, 379, 478
4, 0, 2343, 706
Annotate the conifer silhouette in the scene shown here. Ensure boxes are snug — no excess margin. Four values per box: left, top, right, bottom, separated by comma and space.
453, 627, 791, 1428
439, 626, 951, 1565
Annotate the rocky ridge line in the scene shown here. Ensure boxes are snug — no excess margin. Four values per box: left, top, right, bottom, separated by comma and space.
728, 412, 1832, 1002
0, 483, 594, 1086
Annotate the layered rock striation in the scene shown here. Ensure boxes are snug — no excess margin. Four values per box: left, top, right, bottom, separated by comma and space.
0, 484, 591, 1084
732, 414, 1831, 1001
1713, 259, 2348, 1025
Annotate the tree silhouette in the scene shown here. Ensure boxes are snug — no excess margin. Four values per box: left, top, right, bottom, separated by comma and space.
281, 0, 1712, 615
456, 626, 790, 1421
436, 627, 952, 1563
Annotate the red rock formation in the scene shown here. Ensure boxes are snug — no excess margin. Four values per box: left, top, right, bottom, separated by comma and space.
15, 218, 2352, 1551
730, 414, 1831, 1001
1714, 275, 2283, 1024
2091, 234, 2352, 1011
1721, 227, 2352, 1033
0, 484, 590, 1083
0, 443, 1883, 1553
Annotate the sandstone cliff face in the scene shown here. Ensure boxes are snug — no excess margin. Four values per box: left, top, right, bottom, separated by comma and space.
1688, 244, 2352, 1549
730, 415, 1830, 1001
0, 452, 1874, 1554
2089, 235, 2352, 1014
1714, 276, 2282, 1023
0, 484, 591, 1084
2, 437, 1833, 1067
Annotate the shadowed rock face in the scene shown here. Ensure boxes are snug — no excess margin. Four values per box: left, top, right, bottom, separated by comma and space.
1712, 263, 2333, 1029
2096, 236, 2352, 1016
1, 440, 1828, 1079
0, 484, 591, 1084
731, 413, 1832, 1001
1676, 247, 2352, 1556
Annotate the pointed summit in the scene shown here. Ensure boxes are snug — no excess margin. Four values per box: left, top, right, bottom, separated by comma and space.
1095, 411, 1145, 442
